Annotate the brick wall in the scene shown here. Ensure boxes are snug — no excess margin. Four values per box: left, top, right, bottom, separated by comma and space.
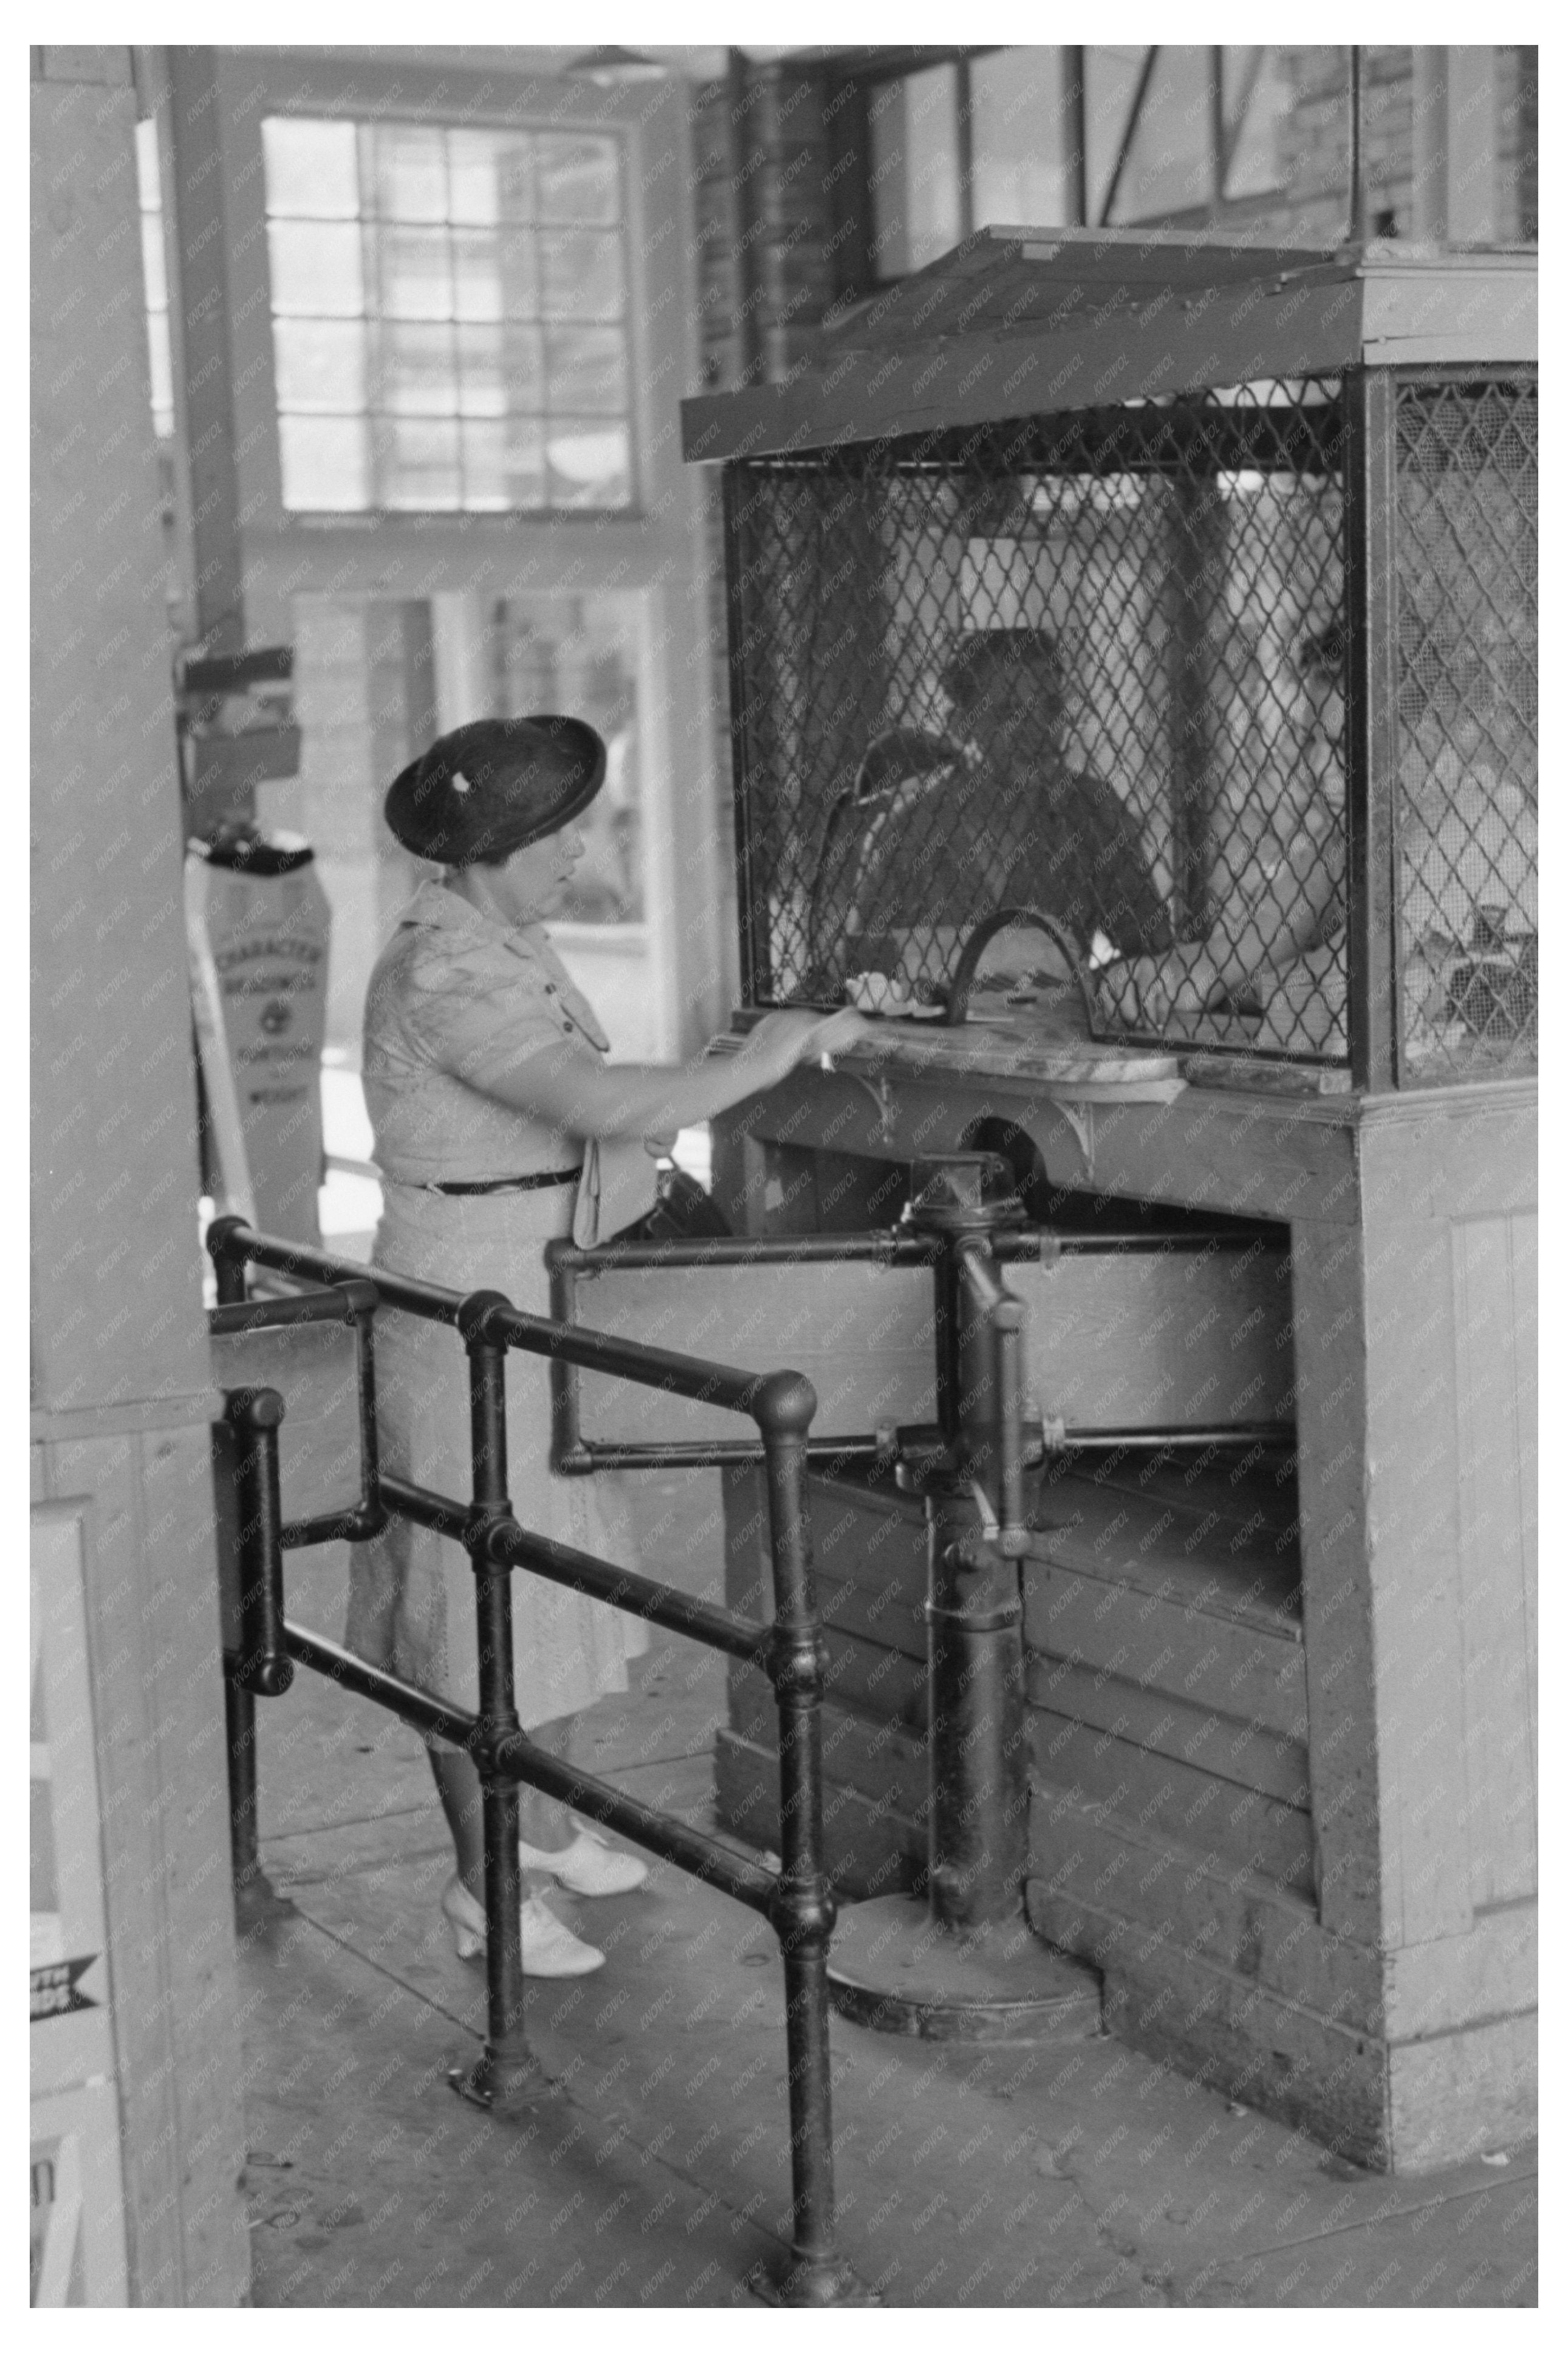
1270, 46, 1416, 240
1498, 47, 1538, 241
692, 63, 841, 395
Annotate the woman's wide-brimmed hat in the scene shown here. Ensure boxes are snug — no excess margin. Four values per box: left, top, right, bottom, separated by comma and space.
384, 715, 606, 867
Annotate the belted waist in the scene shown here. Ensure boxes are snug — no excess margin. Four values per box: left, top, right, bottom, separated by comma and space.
423, 1168, 583, 1196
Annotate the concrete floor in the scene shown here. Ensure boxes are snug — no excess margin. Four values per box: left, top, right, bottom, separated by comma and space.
239, 1469, 1538, 2309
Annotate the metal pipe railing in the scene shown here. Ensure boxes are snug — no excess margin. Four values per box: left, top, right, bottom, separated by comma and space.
388, 1478, 773, 1665
207, 1216, 860, 2307
491, 1721, 781, 1914
957, 1241, 1029, 1548
281, 1621, 780, 1915
544, 1221, 1291, 1472
464, 1298, 534, 2108
222, 1387, 293, 1699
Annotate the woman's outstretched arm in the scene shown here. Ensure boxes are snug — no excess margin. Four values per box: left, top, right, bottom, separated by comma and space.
468, 1006, 874, 1143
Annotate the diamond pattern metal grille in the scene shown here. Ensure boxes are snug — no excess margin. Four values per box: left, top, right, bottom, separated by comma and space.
1394, 377, 1538, 1082
727, 383, 1351, 1063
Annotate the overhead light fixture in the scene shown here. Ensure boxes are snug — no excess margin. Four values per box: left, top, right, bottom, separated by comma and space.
562, 46, 668, 87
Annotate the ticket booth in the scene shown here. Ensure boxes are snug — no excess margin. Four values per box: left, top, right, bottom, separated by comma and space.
661, 232, 1536, 2169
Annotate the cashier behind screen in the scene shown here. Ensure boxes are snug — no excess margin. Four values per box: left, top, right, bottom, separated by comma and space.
844, 629, 1170, 967
1103, 625, 1347, 1029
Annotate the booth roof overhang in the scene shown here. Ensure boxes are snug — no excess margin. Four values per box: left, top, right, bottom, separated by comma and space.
680, 227, 1539, 463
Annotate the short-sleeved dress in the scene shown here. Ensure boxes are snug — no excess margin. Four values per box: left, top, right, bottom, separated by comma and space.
345, 879, 646, 1732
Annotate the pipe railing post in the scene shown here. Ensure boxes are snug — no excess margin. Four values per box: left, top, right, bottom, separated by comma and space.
451, 1291, 548, 2115
753, 1373, 861, 2306
225, 1388, 295, 1699
224, 1680, 268, 1921
933, 1242, 1030, 1926
209, 1212, 249, 1307
824, 1158, 1097, 2047
351, 1289, 387, 1536
916, 1179, 1031, 1932
219, 1383, 295, 1926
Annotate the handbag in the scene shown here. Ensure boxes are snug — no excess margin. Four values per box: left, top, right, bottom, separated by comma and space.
571, 1139, 730, 1247
570, 1136, 663, 1249
611, 1163, 731, 1245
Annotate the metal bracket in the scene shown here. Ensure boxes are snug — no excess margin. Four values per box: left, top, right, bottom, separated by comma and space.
1049, 1094, 1095, 1179
852, 1070, 896, 1145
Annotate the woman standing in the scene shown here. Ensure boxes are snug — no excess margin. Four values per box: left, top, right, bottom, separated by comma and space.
347, 715, 868, 1976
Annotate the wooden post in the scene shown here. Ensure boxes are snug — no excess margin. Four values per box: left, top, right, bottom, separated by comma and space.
31, 47, 248, 2303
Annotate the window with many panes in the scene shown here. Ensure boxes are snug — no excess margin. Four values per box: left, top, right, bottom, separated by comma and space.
261, 116, 634, 514
863, 45, 1297, 281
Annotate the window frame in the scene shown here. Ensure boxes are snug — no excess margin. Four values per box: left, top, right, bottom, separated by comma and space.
220, 57, 658, 535
261, 111, 640, 521
828, 42, 1297, 303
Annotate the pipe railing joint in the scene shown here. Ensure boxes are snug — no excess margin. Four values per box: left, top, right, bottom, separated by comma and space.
468, 1717, 522, 1782
233, 1649, 295, 1700
337, 1275, 382, 1322
224, 1384, 286, 1432
207, 1212, 252, 1265
751, 1367, 817, 1440
456, 1286, 515, 1348
769, 1873, 837, 1948
765, 1621, 829, 1701
465, 1503, 518, 1564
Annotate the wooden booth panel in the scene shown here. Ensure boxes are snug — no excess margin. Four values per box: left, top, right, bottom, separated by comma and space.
731, 1637, 929, 1746
572, 1261, 934, 1446
208, 1322, 363, 1525
31, 1510, 118, 2101
1024, 1465, 1310, 1897
1004, 1246, 1296, 1429
1029, 1713, 1316, 1895
1451, 1212, 1538, 1910
721, 1447, 1312, 1901
721, 1463, 930, 1896
714, 1728, 926, 1899
566, 1242, 1294, 1451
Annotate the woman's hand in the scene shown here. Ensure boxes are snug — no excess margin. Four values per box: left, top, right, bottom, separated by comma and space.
800, 1006, 878, 1064
741, 1006, 877, 1081
1100, 946, 1228, 1029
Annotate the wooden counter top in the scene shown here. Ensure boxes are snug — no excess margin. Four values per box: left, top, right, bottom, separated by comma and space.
717, 1023, 1535, 1228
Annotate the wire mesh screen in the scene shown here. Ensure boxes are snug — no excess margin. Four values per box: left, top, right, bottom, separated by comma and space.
727, 382, 1349, 1062
1394, 376, 1538, 1082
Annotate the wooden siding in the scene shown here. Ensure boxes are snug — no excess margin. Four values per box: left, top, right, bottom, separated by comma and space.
720, 1464, 929, 1899
1024, 1463, 1312, 1898
722, 1456, 1314, 1902
1450, 1213, 1538, 1907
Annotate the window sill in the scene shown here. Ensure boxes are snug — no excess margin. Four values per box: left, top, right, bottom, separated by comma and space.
275, 504, 645, 527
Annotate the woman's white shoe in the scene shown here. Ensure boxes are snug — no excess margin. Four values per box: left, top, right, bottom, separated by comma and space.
440, 1876, 604, 1976
516, 1824, 649, 1897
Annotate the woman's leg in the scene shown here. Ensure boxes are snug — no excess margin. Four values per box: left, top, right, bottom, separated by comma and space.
516, 1715, 578, 1855
434, 1716, 579, 1901
351, 1525, 492, 1889
430, 1747, 486, 1898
